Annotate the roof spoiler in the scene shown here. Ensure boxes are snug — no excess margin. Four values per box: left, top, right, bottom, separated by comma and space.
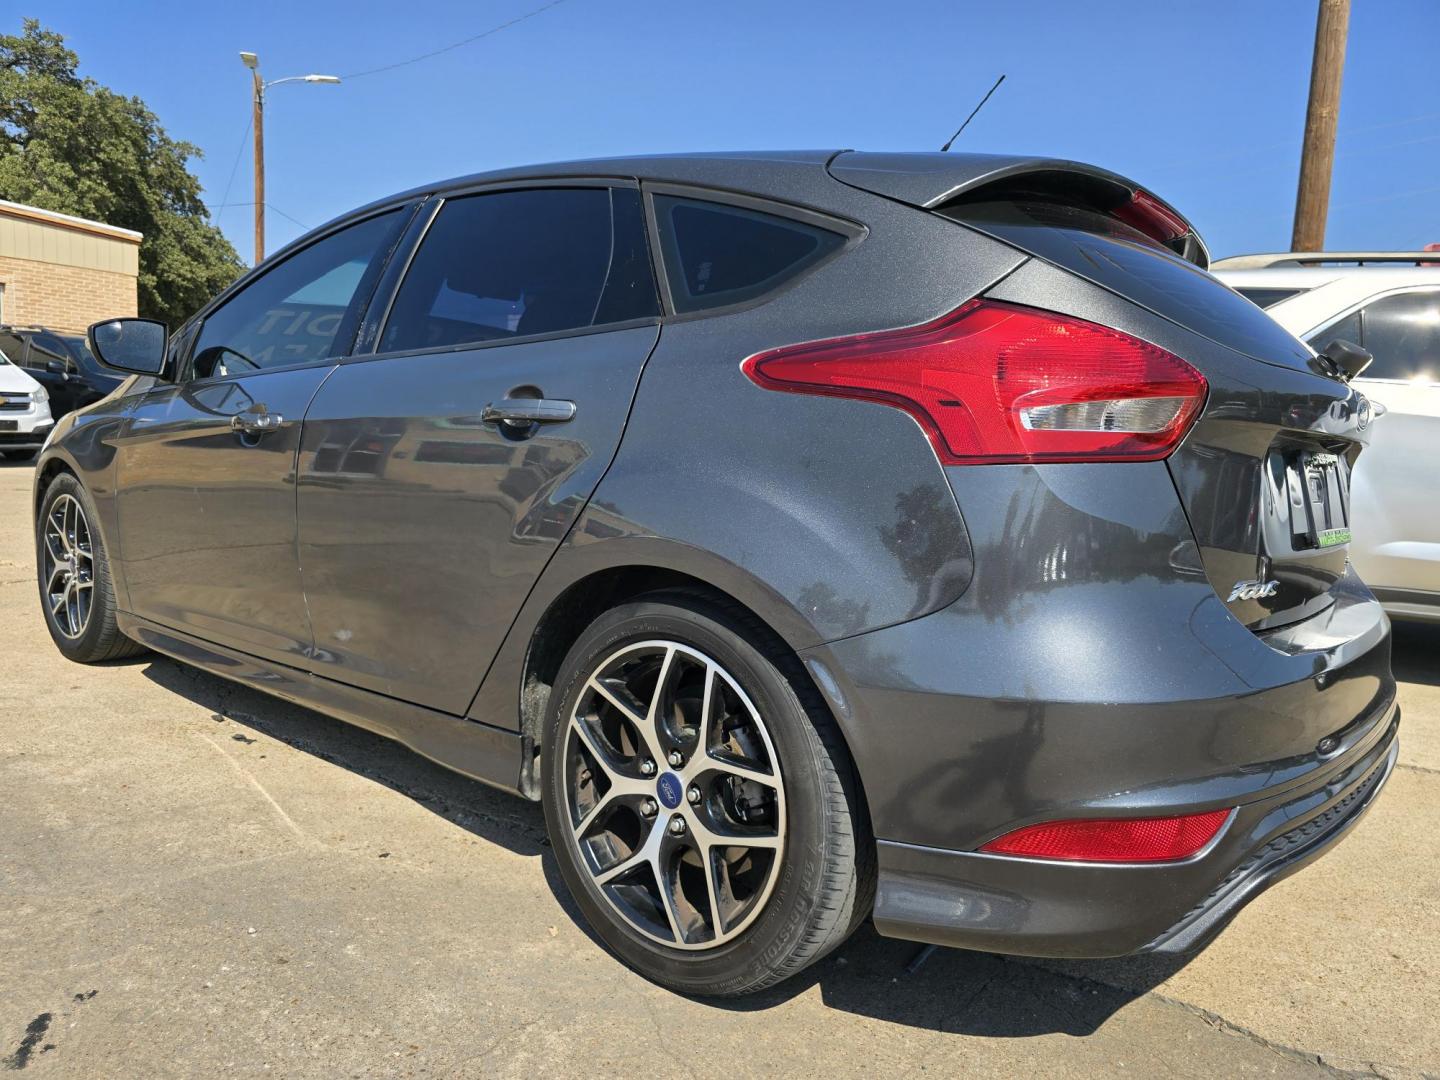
828, 151, 1209, 269
1211, 251, 1440, 270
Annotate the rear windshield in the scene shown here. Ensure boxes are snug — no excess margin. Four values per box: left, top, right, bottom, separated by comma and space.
941, 201, 1314, 370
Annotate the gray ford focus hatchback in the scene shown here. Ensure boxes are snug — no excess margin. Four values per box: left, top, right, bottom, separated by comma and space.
36, 151, 1398, 996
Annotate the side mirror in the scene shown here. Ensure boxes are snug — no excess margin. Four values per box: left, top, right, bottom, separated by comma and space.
88, 318, 168, 377
1316, 338, 1373, 382
45, 359, 68, 376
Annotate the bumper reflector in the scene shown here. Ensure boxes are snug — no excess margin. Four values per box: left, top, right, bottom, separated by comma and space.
979, 808, 1232, 863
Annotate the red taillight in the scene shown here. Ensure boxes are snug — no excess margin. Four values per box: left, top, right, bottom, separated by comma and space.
741, 300, 1207, 464
979, 809, 1232, 863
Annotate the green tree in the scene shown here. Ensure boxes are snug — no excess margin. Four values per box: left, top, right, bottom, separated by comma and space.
0, 19, 243, 328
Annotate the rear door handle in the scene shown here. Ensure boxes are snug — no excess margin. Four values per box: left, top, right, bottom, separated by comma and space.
481, 398, 577, 429
231, 410, 283, 436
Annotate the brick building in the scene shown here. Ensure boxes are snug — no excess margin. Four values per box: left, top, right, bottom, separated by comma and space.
0, 200, 141, 334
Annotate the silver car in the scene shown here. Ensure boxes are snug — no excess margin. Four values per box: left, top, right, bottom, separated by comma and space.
1216, 252, 1440, 623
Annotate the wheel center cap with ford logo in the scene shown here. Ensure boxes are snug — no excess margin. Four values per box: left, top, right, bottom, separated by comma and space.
656, 771, 683, 810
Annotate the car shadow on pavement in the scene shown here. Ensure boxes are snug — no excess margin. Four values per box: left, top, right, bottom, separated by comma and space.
137, 652, 1197, 1038
1392, 620, 1440, 687
698, 928, 1194, 1037
138, 654, 550, 859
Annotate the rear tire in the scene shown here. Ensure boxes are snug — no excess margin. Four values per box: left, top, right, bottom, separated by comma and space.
36, 472, 146, 662
541, 589, 873, 996
4, 449, 37, 461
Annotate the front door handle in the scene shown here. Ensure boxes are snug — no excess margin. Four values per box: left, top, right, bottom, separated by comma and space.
231, 410, 283, 436
481, 398, 577, 429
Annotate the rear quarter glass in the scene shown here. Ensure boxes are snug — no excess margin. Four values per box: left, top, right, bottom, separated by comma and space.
942, 201, 1315, 371
653, 195, 846, 314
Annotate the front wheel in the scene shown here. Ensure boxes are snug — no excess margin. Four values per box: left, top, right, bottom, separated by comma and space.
36, 473, 146, 662
542, 591, 873, 996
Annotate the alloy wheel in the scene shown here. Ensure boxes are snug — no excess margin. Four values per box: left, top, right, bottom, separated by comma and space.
563, 640, 787, 950
43, 493, 95, 639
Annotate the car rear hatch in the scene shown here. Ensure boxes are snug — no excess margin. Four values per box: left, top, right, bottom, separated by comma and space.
829, 152, 1373, 631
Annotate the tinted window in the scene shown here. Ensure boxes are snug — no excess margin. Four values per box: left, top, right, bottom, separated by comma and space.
60, 335, 102, 376
1306, 311, 1361, 356
24, 331, 74, 372
0, 331, 26, 367
1358, 291, 1440, 383
191, 210, 404, 378
380, 187, 658, 354
1236, 287, 1307, 309
942, 201, 1315, 371
653, 195, 846, 313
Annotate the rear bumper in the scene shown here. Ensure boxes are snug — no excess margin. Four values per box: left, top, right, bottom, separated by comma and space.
800, 461, 1401, 959
871, 707, 1398, 958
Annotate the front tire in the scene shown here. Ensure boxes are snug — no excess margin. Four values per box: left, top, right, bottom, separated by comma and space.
541, 590, 873, 996
36, 472, 145, 662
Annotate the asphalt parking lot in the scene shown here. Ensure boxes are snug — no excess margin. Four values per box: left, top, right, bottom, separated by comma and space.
1, 458, 1437, 1079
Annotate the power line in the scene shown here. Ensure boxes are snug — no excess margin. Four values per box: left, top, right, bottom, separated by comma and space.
208, 200, 311, 231
340, 0, 572, 81
213, 115, 252, 218
1332, 182, 1440, 211
207, 2, 572, 225
1143, 107, 1440, 177
1339, 108, 1440, 139
265, 203, 311, 229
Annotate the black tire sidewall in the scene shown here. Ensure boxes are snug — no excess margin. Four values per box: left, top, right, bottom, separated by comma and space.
36, 473, 118, 661
541, 595, 841, 997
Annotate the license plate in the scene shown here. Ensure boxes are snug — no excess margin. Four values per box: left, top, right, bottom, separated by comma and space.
1301, 451, 1351, 548
0, 420, 16, 432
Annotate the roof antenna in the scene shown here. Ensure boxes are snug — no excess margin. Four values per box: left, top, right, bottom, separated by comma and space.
940, 74, 1006, 152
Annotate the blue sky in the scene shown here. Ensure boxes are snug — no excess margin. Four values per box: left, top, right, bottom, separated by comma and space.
26, 0, 1440, 262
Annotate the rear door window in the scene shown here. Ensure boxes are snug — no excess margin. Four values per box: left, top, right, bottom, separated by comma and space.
652, 195, 846, 313
379, 186, 658, 354
941, 200, 1315, 371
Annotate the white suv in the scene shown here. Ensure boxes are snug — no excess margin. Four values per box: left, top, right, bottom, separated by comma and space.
1214, 252, 1440, 623
0, 344, 55, 460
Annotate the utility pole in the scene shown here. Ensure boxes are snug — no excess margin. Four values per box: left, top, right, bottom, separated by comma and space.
1291, 0, 1351, 252
237, 52, 340, 266
251, 64, 265, 265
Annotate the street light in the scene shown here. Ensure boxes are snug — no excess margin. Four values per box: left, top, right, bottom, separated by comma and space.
240, 51, 341, 264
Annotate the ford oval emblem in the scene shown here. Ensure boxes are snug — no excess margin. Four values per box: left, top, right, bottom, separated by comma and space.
656, 771, 683, 810
1356, 395, 1372, 430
